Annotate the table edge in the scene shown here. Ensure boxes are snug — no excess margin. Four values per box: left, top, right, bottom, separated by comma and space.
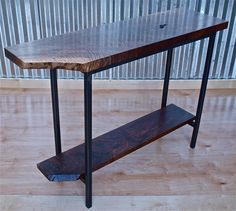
4, 21, 228, 74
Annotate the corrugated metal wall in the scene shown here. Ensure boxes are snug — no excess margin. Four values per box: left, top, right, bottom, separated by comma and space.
0, 0, 235, 80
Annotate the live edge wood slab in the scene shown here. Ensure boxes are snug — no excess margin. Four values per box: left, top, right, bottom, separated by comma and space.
5, 8, 227, 73
37, 104, 195, 182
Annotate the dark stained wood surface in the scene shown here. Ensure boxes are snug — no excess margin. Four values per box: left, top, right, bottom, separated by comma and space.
5, 8, 228, 73
37, 104, 195, 182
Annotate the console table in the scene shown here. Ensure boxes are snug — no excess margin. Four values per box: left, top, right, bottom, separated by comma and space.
5, 8, 228, 208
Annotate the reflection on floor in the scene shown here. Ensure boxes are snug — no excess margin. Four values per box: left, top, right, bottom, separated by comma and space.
0, 88, 236, 211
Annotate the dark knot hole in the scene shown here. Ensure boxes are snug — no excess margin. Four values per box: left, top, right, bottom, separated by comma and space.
160, 24, 167, 29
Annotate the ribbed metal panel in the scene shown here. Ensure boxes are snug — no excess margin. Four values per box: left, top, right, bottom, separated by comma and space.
0, 0, 235, 79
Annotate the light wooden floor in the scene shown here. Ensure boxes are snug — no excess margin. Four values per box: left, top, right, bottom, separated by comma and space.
0, 88, 236, 211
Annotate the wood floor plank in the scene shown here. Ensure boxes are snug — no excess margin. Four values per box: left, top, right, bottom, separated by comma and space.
1, 195, 236, 211
0, 88, 235, 210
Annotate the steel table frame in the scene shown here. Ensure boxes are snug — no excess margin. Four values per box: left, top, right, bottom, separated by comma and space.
49, 33, 216, 208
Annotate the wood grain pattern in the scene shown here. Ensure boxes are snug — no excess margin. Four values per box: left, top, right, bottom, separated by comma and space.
4, 8, 228, 73
37, 104, 195, 182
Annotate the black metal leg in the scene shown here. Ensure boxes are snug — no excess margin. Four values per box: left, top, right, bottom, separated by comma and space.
50, 68, 62, 155
84, 73, 92, 208
190, 33, 216, 148
161, 49, 173, 108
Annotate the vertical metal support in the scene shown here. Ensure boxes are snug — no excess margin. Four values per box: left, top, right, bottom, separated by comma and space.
50, 68, 62, 155
161, 49, 173, 108
84, 72, 92, 208
190, 33, 216, 148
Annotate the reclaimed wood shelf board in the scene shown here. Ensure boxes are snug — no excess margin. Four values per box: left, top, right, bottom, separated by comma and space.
37, 104, 195, 182
4, 8, 228, 73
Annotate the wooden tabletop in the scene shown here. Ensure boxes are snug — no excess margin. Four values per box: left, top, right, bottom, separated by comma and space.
5, 8, 228, 74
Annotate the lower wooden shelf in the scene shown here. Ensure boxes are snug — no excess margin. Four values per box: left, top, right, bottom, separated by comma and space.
37, 104, 195, 182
